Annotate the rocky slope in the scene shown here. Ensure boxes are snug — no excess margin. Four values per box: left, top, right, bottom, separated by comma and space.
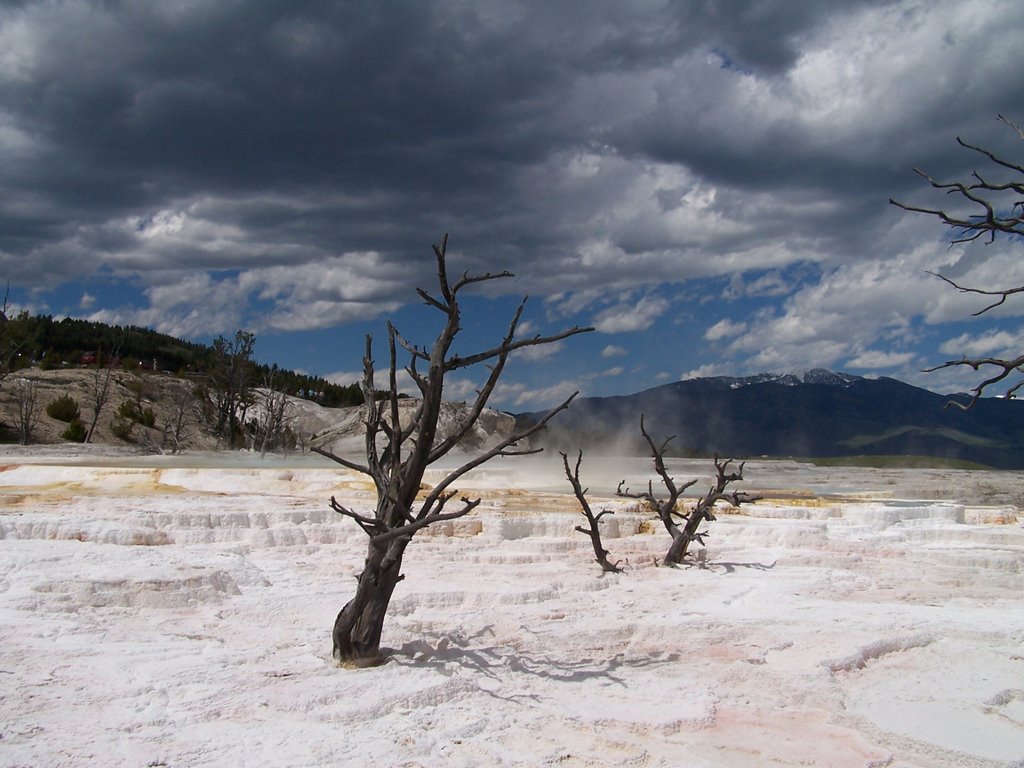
308, 397, 517, 457
0, 367, 516, 455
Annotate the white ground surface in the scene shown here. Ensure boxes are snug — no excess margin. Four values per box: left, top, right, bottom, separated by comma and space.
1, 449, 1023, 767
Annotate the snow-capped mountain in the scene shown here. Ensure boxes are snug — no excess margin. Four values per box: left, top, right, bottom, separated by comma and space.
699, 369, 862, 389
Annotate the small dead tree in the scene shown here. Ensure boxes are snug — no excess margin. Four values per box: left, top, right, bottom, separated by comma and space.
255, 366, 292, 457
561, 450, 623, 573
204, 330, 256, 445
14, 378, 40, 445
890, 115, 1024, 407
161, 387, 195, 454
85, 348, 118, 443
313, 234, 592, 665
617, 416, 757, 566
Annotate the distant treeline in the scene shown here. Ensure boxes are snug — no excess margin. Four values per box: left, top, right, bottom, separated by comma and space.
3, 313, 363, 408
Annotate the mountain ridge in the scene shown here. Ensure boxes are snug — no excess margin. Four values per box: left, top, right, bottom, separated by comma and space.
517, 369, 1024, 469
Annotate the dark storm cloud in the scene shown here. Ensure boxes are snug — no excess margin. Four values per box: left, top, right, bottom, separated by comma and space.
0, 0, 1022, 350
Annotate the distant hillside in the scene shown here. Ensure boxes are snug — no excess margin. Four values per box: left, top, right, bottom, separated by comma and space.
517, 369, 1024, 469
1, 313, 361, 408
0, 367, 516, 454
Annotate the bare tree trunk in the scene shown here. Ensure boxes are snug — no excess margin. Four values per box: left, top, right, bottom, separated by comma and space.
331, 536, 411, 664
15, 378, 39, 445
257, 368, 290, 457
85, 352, 117, 443
161, 388, 193, 454
664, 521, 692, 565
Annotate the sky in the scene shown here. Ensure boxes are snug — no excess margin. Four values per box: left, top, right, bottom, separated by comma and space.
2, 0, 1024, 412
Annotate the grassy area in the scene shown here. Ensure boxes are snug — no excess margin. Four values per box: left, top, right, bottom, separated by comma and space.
838, 425, 1007, 451
805, 455, 994, 470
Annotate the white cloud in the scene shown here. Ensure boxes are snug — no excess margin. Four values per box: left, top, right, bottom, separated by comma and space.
724, 272, 792, 299
493, 379, 583, 411
680, 364, 732, 380
324, 368, 419, 396
720, 245, 945, 372
324, 370, 361, 387
938, 327, 1024, 359
437, 376, 480, 403
2, 0, 1023, 402
593, 296, 669, 333
704, 318, 747, 342
601, 344, 628, 358
845, 350, 916, 369
514, 320, 538, 338
515, 340, 563, 362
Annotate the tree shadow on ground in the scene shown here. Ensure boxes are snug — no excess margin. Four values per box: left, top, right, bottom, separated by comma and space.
387, 625, 683, 689
711, 560, 777, 574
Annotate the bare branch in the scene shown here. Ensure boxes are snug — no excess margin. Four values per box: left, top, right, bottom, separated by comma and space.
926, 271, 1024, 316
619, 418, 755, 566
923, 354, 1024, 409
638, 414, 686, 511
419, 391, 580, 518
426, 298, 529, 459
957, 135, 1024, 176
329, 496, 384, 537
891, 116, 1024, 409
999, 114, 1024, 142
451, 269, 515, 294
562, 450, 623, 573
371, 497, 482, 546
433, 233, 454, 305
445, 320, 594, 372
311, 446, 373, 476
393, 326, 432, 364
416, 286, 449, 314
889, 116, 1024, 243
387, 323, 402, 477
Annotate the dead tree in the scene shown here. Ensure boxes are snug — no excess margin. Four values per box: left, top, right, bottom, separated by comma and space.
14, 378, 40, 444
85, 348, 118, 443
890, 115, 1024, 407
161, 387, 195, 454
313, 234, 592, 665
617, 416, 757, 566
203, 330, 256, 445
561, 450, 623, 573
255, 366, 292, 457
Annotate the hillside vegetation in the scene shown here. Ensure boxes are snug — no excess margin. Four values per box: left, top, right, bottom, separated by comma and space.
1, 313, 362, 408
0, 313, 367, 451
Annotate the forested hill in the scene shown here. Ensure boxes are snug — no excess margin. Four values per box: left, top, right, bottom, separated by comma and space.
1, 313, 362, 408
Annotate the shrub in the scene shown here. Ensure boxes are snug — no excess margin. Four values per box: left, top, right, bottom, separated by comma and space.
40, 351, 63, 370
110, 417, 134, 441
140, 408, 156, 428
61, 418, 87, 443
46, 394, 81, 423
117, 399, 157, 429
